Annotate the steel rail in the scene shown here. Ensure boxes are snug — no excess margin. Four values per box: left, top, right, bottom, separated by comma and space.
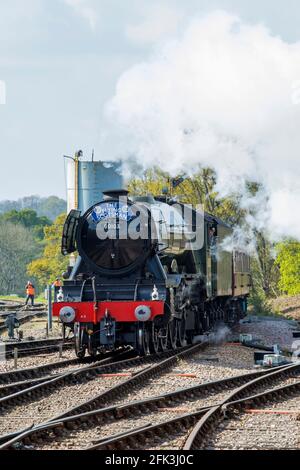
0, 352, 292, 450
4, 338, 71, 352
0, 350, 130, 397
1, 338, 74, 358
183, 360, 300, 450
83, 363, 300, 450
0, 345, 199, 411
0, 343, 206, 449
0, 375, 60, 398
0, 348, 137, 409
0, 351, 120, 385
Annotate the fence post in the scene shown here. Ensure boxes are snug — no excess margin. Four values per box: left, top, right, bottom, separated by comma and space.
47, 285, 52, 332
0, 341, 5, 363
14, 348, 18, 369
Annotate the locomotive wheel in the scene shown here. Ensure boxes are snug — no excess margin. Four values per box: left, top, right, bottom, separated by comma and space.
186, 331, 194, 345
168, 320, 177, 350
137, 324, 150, 356
203, 313, 210, 332
177, 315, 186, 347
76, 349, 86, 359
62, 324, 66, 341
149, 323, 159, 354
88, 335, 97, 357
74, 323, 86, 359
159, 326, 168, 352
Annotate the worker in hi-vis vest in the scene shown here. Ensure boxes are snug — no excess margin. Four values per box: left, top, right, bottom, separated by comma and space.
52, 278, 62, 288
25, 281, 35, 307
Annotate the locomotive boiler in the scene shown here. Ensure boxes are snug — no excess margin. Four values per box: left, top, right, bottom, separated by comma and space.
53, 190, 251, 357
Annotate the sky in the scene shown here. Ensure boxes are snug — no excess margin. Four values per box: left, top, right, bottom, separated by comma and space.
0, 0, 300, 201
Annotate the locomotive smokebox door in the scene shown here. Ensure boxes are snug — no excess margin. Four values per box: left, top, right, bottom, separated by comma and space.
61, 209, 81, 256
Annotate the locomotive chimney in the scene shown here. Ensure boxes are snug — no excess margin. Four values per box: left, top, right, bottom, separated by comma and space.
103, 189, 129, 200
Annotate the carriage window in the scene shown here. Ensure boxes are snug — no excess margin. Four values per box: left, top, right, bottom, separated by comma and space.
208, 225, 217, 246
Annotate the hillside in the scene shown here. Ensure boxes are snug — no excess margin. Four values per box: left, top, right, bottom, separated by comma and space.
269, 295, 300, 320
0, 195, 67, 221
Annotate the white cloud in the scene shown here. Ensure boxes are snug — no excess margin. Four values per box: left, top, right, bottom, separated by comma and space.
64, 0, 98, 31
103, 10, 300, 241
126, 4, 182, 45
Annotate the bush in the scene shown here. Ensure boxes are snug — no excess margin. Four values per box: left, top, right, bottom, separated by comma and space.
248, 291, 274, 316
275, 241, 300, 296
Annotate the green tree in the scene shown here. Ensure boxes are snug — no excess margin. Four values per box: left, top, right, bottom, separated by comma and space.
38, 196, 67, 221
0, 209, 51, 240
28, 214, 68, 286
128, 167, 243, 223
0, 222, 37, 295
275, 241, 300, 295
251, 233, 280, 298
128, 168, 280, 303
129, 167, 246, 230
241, 182, 280, 300
0, 195, 67, 221
128, 168, 171, 197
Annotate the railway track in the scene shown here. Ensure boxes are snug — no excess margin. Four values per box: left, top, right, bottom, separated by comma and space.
1, 338, 73, 359
183, 361, 300, 450
207, 393, 300, 450
0, 305, 47, 334
79, 361, 300, 451
0, 307, 45, 317
0, 309, 46, 322
0, 343, 207, 449
0, 349, 132, 395
1, 340, 298, 451
0, 299, 25, 309
0, 348, 138, 409
0, 350, 124, 385
0, 374, 61, 398
0, 363, 290, 450
0, 300, 45, 316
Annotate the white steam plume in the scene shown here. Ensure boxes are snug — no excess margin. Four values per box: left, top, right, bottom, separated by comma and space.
101, 11, 300, 241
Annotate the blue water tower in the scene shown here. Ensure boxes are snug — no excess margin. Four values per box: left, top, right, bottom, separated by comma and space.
65, 152, 124, 214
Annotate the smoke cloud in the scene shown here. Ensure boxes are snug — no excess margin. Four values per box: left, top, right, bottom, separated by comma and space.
101, 11, 300, 242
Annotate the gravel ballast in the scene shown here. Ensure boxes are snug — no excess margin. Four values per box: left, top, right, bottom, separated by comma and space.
1, 317, 298, 450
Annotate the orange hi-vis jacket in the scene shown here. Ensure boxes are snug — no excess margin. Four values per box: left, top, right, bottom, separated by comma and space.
26, 285, 35, 296
53, 280, 62, 287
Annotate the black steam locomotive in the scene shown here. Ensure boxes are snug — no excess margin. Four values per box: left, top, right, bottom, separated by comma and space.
53, 190, 251, 357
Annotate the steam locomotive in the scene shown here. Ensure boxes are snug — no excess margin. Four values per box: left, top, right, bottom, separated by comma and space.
53, 190, 251, 357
